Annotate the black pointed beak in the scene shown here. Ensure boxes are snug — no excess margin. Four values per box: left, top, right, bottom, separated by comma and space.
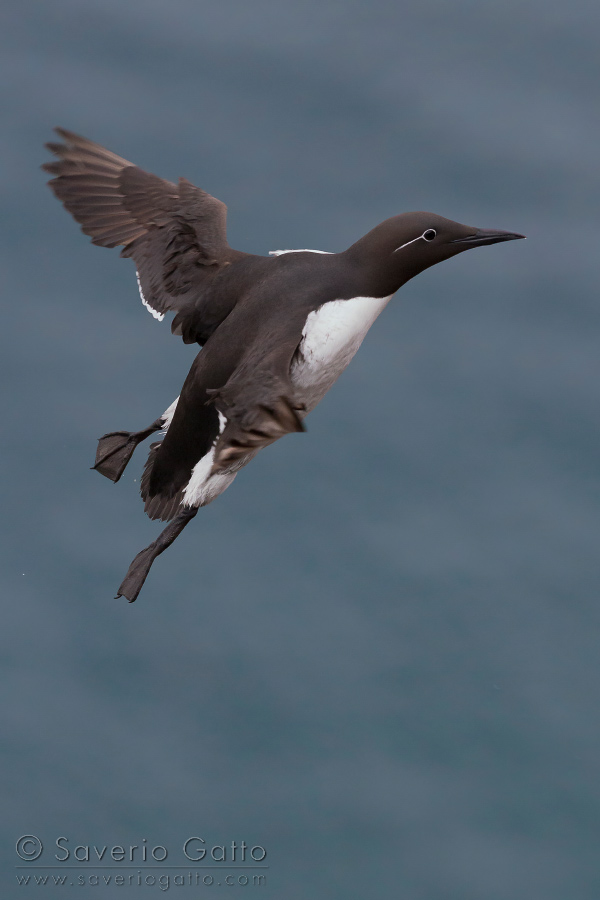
451, 229, 526, 247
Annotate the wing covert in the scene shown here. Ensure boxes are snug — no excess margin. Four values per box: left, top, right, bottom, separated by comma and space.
206, 366, 306, 474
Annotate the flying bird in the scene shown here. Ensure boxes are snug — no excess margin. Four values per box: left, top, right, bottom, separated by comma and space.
43, 128, 524, 602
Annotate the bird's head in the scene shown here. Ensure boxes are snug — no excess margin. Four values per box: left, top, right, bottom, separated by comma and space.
347, 212, 525, 295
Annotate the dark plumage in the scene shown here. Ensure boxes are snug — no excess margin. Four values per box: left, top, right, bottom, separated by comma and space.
43, 128, 525, 602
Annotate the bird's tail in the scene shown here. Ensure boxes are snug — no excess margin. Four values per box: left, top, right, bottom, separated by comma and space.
140, 442, 186, 522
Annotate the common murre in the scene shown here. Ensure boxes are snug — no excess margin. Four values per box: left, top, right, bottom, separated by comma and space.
43, 128, 525, 602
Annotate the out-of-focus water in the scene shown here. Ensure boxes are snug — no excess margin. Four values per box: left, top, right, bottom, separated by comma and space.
1, 1, 599, 897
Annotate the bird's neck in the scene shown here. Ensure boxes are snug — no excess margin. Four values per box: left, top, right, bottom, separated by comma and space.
343, 241, 423, 298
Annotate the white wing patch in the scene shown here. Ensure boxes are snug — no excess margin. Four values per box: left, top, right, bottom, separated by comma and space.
136, 271, 165, 321
269, 249, 332, 256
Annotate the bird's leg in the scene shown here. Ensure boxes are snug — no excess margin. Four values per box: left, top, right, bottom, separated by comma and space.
92, 418, 164, 483
115, 506, 199, 602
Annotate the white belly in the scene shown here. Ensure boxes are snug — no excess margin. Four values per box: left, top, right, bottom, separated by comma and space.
291, 294, 393, 411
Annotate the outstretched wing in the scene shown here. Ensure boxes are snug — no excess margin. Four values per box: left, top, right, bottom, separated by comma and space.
43, 128, 241, 343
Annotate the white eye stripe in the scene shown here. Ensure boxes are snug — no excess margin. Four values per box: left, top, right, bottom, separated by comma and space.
393, 235, 422, 253
394, 229, 437, 253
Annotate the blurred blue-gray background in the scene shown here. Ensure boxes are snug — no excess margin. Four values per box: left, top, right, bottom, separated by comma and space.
2, 1, 599, 897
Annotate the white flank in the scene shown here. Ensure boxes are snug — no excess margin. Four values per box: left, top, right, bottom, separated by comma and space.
160, 396, 179, 432
269, 249, 332, 256
182, 412, 235, 508
291, 294, 393, 411
136, 271, 165, 321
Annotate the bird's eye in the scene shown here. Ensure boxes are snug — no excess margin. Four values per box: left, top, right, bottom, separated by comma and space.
423, 229, 436, 242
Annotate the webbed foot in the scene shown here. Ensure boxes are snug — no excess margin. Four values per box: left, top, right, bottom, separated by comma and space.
115, 506, 198, 602
92, 419, 163, 482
